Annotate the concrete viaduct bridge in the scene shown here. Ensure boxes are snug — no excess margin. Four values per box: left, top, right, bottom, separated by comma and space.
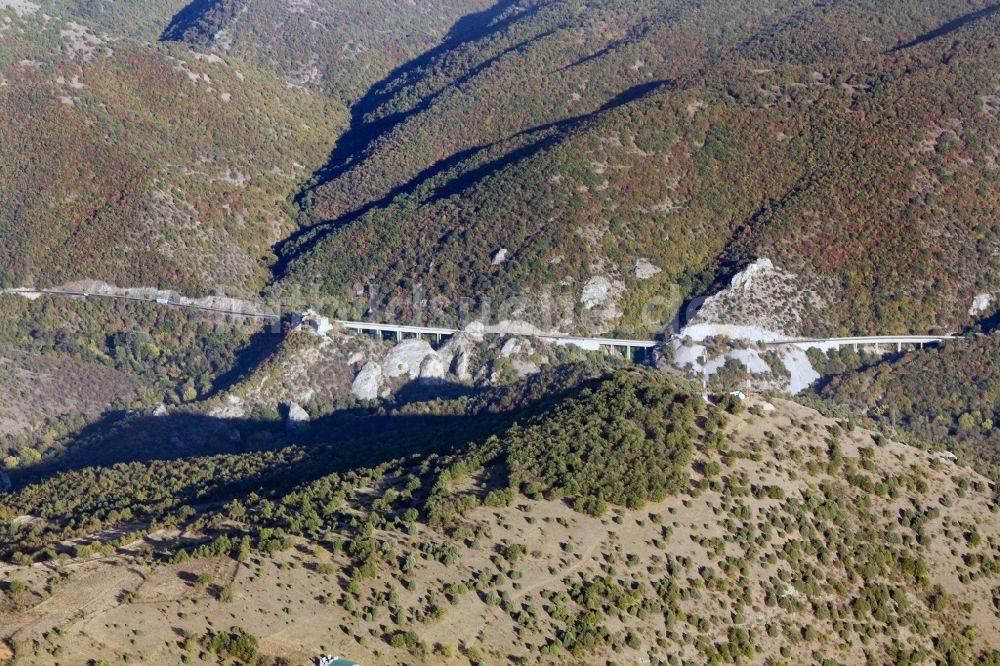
335, 319, 659, 358
0, 287, 963, 358
336, 321, 962, 356
762, 334, 961, 352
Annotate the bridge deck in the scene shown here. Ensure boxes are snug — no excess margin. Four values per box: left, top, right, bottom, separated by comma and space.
0, 290, 964, 351
765, 335, 959, 346
335, 320, 659, 348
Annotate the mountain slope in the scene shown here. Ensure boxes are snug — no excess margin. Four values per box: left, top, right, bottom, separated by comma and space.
815, 331, 1000, 480
5, 0, 996, 336
0, 292, 269, 468
0, 8, 344, 294
277, 0, 1000, 337
0, 370, 996, 664
161, 0, 496, 103
45, 0, 192, 40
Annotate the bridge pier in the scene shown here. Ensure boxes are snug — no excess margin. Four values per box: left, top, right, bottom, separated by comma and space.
334, 319, 663, 361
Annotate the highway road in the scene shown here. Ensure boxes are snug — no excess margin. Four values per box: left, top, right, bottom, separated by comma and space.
0, 287, 964, 353
0, 288, 280, 321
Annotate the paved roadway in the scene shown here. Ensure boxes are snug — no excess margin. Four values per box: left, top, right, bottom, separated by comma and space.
0, 288, 963, 352
0, 288, 280, 321
763, 335, 960, 349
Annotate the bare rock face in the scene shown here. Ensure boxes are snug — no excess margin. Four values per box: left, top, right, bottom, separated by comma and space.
969, 292, 994, 317
441, 333, 476, 381
688, 257, 831, 338
496, 336, 541, 378
453, 349, 472, 381
384, 339, 441, 380
500, 338, 524, 358
578, 274, 625, 331
634, 257, 662, 279
351, 361, 384, 401
580, 276, 613, 310
286, 403, 310, 430
668, 257, 833, 397
580, 274, 625, 316
419, 353, 446, 382
491, 248, 509, 265
152, 404, 169, 417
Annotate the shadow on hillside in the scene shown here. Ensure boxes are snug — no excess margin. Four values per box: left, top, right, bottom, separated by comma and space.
160, 0, 226, 42
9, 411, 478, 505
9, 364, 614, 500
203, 322, 287, 400
890, 4, 1000, 51
292, 0, 530, 200
272, 78, 675, 277
10, 376, 506, 486
980, 310, 1000, 335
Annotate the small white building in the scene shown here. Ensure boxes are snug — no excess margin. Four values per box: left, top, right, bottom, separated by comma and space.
317, 657, 359, 666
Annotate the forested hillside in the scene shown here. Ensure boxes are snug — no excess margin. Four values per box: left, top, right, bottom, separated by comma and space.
1, 0, 996, 336
817, 332, 1000, 480
45, 0, 191, 40
276, 0, 1000, 336
161, 0, 495, 103
0, 294, 267, 468
0, 6, 344, 294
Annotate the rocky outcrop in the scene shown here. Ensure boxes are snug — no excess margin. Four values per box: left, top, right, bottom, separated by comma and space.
689, 257, 830, 338
419, 354, 446, 382
969, 292, 994, 317
500, 338, 525, 358
580, 276, 614, 310
351, 361, 384, 400
210, 394, 245, 419
286, 403, 310, 430
384, 339, 444, 381
670, 257, 834, 396
440, 333, 477, 381
452, 349, 472, 381
634, 258, 662, 279
579, 275, 625, 329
